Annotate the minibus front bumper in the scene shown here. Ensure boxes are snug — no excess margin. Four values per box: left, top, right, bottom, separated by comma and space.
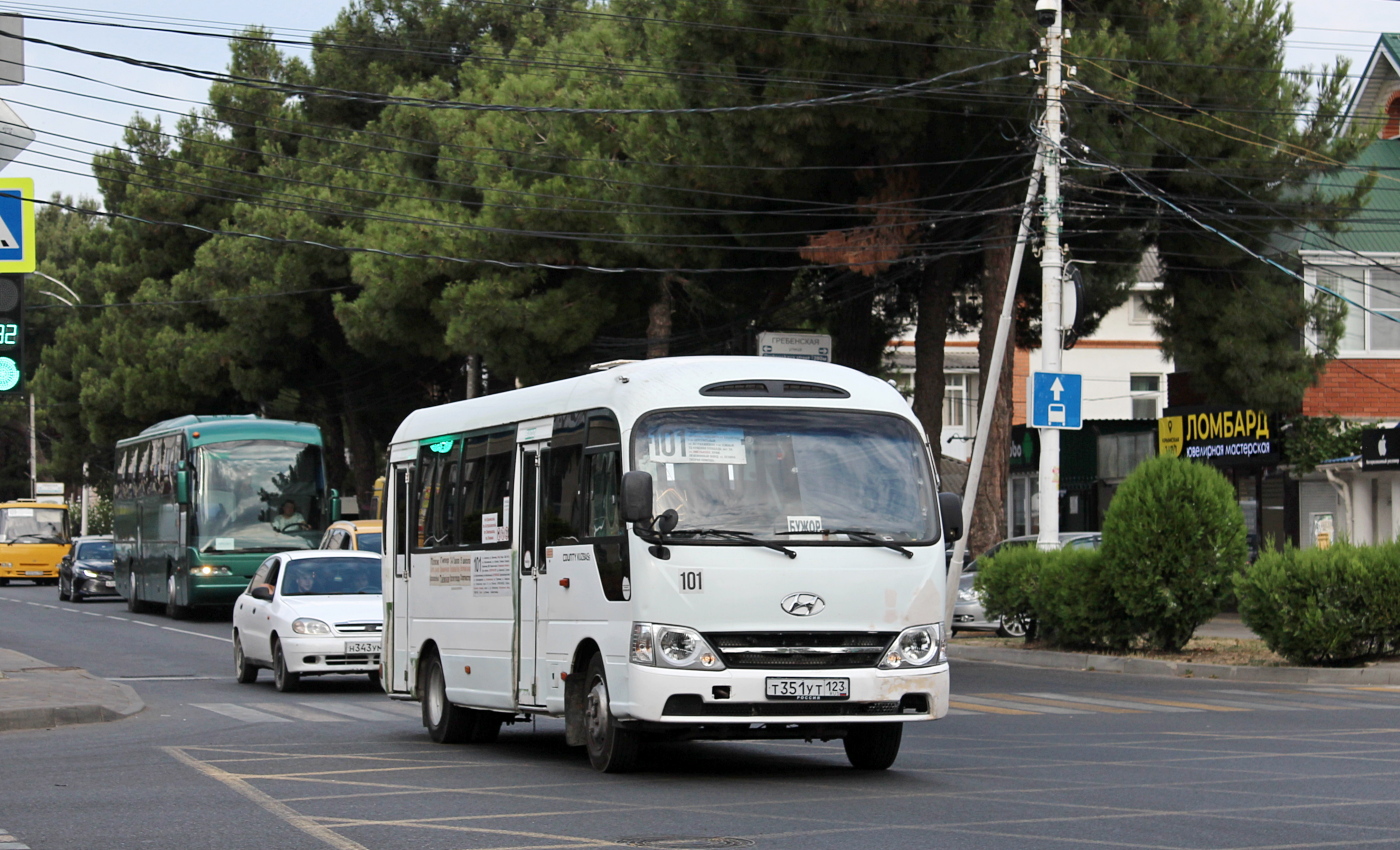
618, 663, 949, 725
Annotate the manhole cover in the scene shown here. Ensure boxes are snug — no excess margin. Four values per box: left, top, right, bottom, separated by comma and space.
621, 839, 754, 849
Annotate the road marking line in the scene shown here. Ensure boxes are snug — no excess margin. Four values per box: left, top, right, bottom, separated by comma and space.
971, 694, 1102, 714
81, 611, 103, 617
1095, 695, 1250, 712
947, 699, 1037, 716
251, 703, 352, 723
164, 747, 369, 850
301, 702, 410, 722
0, 830, 30, 850
192, 703, 294, 723
133, 620, 159, 627
105, 616, 130, 621
1181, 697, 1304, 711
58, 607, 78, 614
1023, 692, 1198, 712
160, 625, 233, 643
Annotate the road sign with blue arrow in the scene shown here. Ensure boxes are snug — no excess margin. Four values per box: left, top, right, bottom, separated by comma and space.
1030, 371, 1083, 430
0, 178, 34, 273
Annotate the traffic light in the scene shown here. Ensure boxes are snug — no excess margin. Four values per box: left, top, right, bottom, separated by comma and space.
0, 273, 22, 395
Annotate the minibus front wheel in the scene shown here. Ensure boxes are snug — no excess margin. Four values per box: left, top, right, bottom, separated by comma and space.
843, 723, 903, 770
582, 654, 641, 773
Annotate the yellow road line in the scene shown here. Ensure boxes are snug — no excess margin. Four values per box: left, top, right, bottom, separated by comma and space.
979, 694, 1143, 714
948, 700, 1037, 715
163, 747, 369, 850
1103, 696, 1249, 712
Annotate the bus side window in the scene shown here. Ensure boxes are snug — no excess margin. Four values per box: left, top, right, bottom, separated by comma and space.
543, 413, 586, 545
456, 434, 487, 546
436, 458, 460, 549
480, 429, 514, 546
587, 451, 623, 538
415, 450, 441, 550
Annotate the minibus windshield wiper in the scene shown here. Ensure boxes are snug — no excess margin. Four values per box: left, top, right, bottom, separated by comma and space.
670, 528, 797, 559
774, 528, 913, 559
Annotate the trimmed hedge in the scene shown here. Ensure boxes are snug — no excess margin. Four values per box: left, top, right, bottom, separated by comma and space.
976, 546, 1134, 650
1236, 543, 1400, 666
1100, 454, 1248, 651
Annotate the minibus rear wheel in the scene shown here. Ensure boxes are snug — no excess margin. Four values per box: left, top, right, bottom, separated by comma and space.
582, 654, 640, 773
843, 723, 903, 770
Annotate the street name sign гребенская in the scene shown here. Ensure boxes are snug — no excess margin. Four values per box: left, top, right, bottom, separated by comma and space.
1029, 371, 1083, 430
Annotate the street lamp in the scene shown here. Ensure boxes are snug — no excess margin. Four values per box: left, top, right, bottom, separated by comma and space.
32, 276, 87, 532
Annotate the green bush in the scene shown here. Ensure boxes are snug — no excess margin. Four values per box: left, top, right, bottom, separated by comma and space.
1236, 543, 1400, 665
1100, 454, 1248, 651
976, 546, 1133, 650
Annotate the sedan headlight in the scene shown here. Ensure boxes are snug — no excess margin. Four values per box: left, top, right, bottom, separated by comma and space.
878, 623, 946, 669
292, 618, 332, 636
193, 565, 231, 577
957, 587, 978, 603
629, 622, 725, 670
76, 567, 101, 578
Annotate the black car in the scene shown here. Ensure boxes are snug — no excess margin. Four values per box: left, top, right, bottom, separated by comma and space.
58, 535, 116, 602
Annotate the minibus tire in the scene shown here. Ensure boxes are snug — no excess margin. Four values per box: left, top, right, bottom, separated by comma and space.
422, 652, 475, 744
843, 723, 903, 770
583, 654, 640, 773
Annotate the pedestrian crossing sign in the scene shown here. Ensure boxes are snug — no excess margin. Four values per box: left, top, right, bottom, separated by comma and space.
0, 178, 34, 273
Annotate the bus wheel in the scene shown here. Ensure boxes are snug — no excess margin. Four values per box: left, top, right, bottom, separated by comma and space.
582, 654, 640, 773
421, 652, 475, 744
233, 634, 259, 684
166, 574, 190, 620
273, 640, 301, 692
127, 572, 146, 613
843, 723, 903, 770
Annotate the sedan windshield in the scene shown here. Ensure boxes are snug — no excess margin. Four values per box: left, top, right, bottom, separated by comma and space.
632, 409, 938, 542
76, 540, 115, 560
0, 507, 69, 544
195, 440, 326, 554
281, 558, 382, 596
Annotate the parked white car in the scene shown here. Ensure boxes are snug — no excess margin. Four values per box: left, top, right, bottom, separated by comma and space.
231, 550, 383, 692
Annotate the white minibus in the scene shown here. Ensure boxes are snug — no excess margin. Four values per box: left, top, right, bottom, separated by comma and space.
381, 356, 963, 772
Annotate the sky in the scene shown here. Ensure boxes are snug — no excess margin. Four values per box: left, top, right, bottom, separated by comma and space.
0, 0, 1395, 205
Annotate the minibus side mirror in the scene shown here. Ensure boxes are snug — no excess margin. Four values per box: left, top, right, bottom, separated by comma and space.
329, 489, 342, 523
175, 469, 190, 506
939, 492, 963, 542
621, 471, 654, 524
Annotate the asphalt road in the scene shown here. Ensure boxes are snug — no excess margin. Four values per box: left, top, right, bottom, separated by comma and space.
4, 580, 1400, 850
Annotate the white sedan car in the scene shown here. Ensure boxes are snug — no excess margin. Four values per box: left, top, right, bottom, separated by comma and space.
232, 550, 383, 692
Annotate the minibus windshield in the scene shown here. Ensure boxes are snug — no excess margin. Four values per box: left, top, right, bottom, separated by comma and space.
633, 409, 938, 543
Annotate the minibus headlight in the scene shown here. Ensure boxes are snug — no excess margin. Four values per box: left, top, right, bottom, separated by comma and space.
292, 618, 332, 636
629, 622, 725, 670
879, 624, 945, 669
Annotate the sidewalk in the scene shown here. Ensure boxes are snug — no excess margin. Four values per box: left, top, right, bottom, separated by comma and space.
949, 614, 1400, 685
0, 648, 144, 732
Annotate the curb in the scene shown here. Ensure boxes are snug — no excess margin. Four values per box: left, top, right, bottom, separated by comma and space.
0, 649, 144, 733
949, 643, 1400, 685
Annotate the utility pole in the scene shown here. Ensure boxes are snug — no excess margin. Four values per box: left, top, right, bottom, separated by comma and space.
1036, 0, 1065, 551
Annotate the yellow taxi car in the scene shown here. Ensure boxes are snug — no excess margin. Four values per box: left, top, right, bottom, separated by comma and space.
317, 519, 383, 554
0, 500, 72, 586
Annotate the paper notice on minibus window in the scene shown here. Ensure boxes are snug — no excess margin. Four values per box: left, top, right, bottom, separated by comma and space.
647, 427, 746, 465
482, 513, 498, 544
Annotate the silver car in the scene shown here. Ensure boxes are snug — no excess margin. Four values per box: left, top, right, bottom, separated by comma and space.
952, 532, 1101, 637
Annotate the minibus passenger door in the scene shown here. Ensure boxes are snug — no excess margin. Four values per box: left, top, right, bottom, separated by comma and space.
516, 444, 545, 706
385, 463, 413, 695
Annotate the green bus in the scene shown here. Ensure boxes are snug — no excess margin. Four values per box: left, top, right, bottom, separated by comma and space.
114, 415, 340, 618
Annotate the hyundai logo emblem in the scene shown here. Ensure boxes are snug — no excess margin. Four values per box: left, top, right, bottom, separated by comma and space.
780, 592, 825, 617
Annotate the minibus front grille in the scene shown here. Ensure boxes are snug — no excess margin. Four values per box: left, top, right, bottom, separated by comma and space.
706, 632, 895, 669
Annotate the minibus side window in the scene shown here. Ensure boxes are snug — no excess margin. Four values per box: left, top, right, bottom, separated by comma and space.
543, 413, 587, 545
479, 429, 514, 547
456, 434, 487, 546
587, 451, 622, 538
414, 449, 441, 550
584, 409, 628, 601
